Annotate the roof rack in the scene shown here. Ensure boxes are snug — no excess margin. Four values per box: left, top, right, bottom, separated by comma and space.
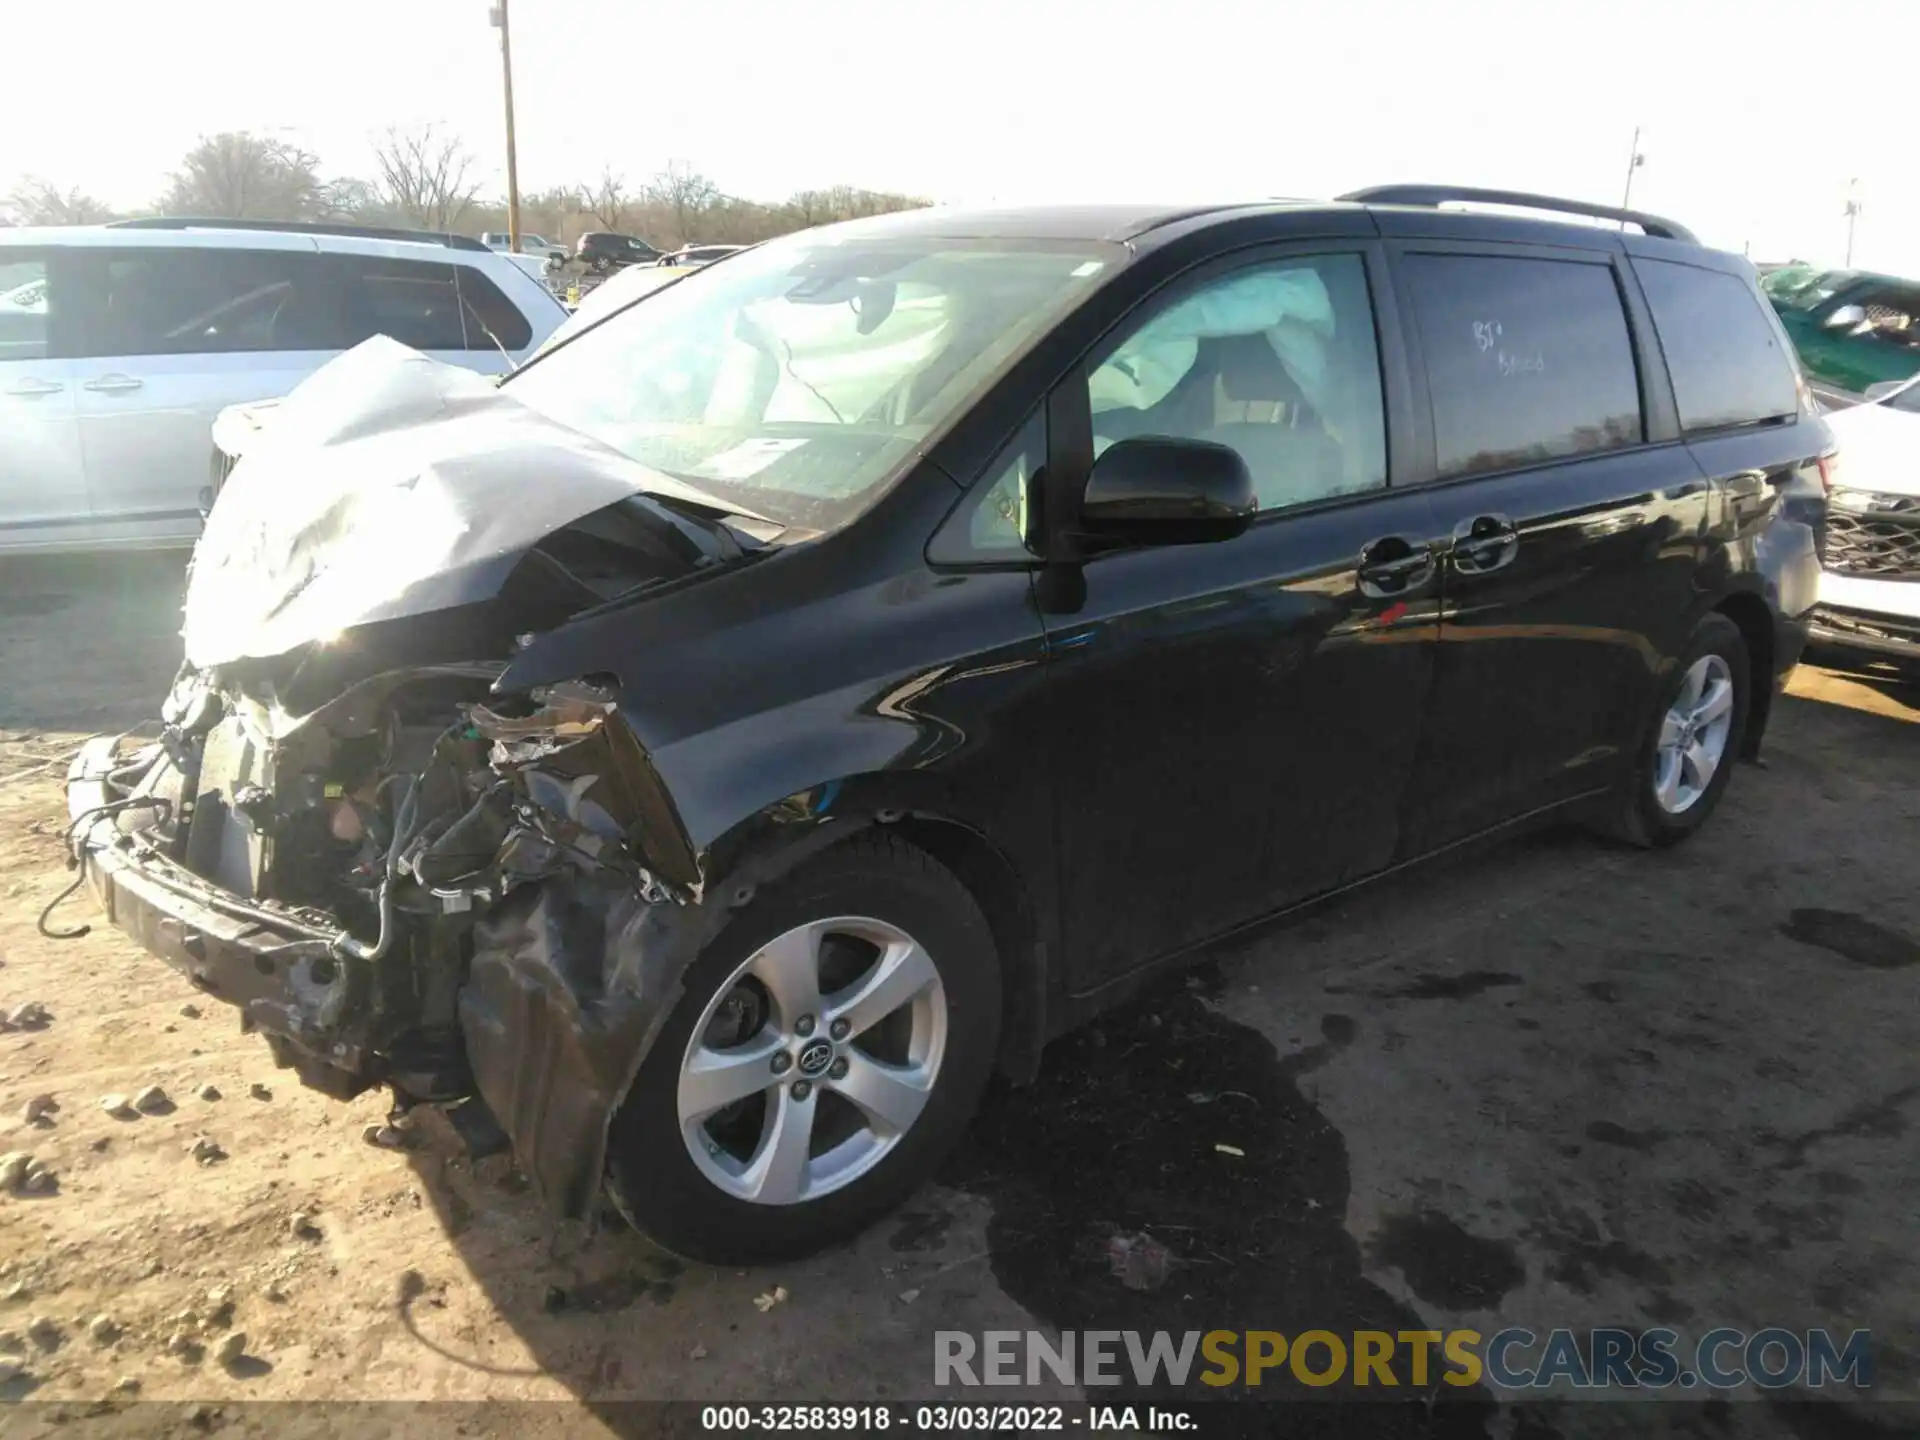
1336, 185, 1698, 244
105, 217, 491, 253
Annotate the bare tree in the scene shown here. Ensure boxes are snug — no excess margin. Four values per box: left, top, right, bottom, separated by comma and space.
783, 186, 928, 232
646, 160, 721, 244
160, 133, 322, 219
371, 125, 482, 231
4, 177, 116, 226
587, 167, 630, 231
314, 176, 383, 223
520, 185, 586, 242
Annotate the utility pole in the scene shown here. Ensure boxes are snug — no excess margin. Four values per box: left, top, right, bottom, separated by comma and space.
490, 0, 522, 250
1844, 178, 1861, 268
1619, 126, 1645, 223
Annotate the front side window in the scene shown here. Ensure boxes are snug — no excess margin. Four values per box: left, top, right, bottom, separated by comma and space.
1634, 258, 1799, 432
1084, 253, 1387, 512
1403, 254, 1642, 480
1848, 287, 1920, 348
0, 258, 48, 361
506, 235, 1112, 534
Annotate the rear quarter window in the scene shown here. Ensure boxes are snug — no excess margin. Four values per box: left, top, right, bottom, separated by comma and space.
331, 256, 532, 352
1633, 258, 1799, 432
1402, 254, 1643, 480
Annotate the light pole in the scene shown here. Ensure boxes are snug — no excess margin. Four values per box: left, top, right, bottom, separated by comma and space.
1620, 126, 1645, 221
1844, 178, 1861, 268
489, 0, 522, 251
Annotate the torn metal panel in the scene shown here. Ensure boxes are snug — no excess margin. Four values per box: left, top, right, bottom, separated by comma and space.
182, 336, 747, 670
458, 818, 852, 1219
472, 683, 704, 897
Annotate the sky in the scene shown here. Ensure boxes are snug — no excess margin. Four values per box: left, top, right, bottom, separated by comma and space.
4, 0, 1915, 273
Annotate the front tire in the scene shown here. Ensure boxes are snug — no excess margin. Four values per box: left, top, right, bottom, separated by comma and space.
1596, 612, 1750, 848
606, 832, 1000, 1263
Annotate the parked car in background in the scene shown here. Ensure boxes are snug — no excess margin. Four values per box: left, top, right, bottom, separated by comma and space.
536, 260, 689, 354
1768, 268, 1920, 399
575, 231, 662, 273
1811, 371, 1920, 666
656, 243, 745, 268
0, 218, 565, 554
67, 186, 1828, 1264
502, 251, 557, 285
481, 231, 568, 265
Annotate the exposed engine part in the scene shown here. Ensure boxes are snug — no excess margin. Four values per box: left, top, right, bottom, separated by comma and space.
78, 663, 673, 1109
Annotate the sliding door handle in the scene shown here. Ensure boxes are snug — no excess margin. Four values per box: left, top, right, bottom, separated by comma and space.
1451, 514, 1519, 574
83, 374, 144, 394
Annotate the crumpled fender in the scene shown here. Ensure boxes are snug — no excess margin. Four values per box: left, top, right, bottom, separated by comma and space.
459, 558, 1053, 1218
459, 814, 851, 1218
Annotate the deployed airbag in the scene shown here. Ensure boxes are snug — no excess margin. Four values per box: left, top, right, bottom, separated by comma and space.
1089, 267, 1336, 418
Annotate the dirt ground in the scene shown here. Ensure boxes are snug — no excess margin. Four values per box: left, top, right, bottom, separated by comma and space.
0, 554, 1916, 1439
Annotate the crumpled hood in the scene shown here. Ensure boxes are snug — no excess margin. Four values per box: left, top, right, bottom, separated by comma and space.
185, 337, 675, 669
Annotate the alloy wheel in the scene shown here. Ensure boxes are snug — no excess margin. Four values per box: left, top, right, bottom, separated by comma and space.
1653, 653, 1735, 814
676, 916, 948, 1205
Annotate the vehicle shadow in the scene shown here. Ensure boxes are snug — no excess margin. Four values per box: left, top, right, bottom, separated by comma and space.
393, 1096, 1072, 1414
393, 963, 1502, 1437
1792, 652, 1919, 722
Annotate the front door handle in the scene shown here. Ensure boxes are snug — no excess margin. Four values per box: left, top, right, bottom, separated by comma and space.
1451, 513, 1519, 575
83, 374, 144, 394
1356, 536, 1435, 598
7, 378, 64, 397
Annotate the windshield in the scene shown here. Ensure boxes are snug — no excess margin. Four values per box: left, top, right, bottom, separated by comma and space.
505, 233, 1112, 532
1771, 269, 1856, 311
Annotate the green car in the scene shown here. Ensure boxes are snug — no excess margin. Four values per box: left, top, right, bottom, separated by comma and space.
1765, 267, 1920, 397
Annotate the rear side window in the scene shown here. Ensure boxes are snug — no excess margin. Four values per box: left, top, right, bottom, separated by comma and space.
1633, 259, 1799, 432
81, 249, 343, 357
332, 257, 531, 352
1403, 254, 1643, 479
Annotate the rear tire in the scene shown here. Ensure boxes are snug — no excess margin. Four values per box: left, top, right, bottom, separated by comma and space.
1595, 612, 1750, 848
606, 832, 1000, 1264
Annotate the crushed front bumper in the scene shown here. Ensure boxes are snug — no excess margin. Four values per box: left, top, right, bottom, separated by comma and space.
65, 736, 381, 1096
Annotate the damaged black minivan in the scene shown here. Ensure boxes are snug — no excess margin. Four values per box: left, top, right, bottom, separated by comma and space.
67, 189, 1829, 1262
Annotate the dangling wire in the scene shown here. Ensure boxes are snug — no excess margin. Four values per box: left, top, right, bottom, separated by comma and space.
40, 796, 173, 940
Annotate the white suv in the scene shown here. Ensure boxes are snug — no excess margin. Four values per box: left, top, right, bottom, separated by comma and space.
1814, 373, 1920, 666
0, 219, 566, 555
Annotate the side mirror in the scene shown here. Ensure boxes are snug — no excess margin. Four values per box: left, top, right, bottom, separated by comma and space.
1080, 435, 1255, 545
1824, 304, 1868, 332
